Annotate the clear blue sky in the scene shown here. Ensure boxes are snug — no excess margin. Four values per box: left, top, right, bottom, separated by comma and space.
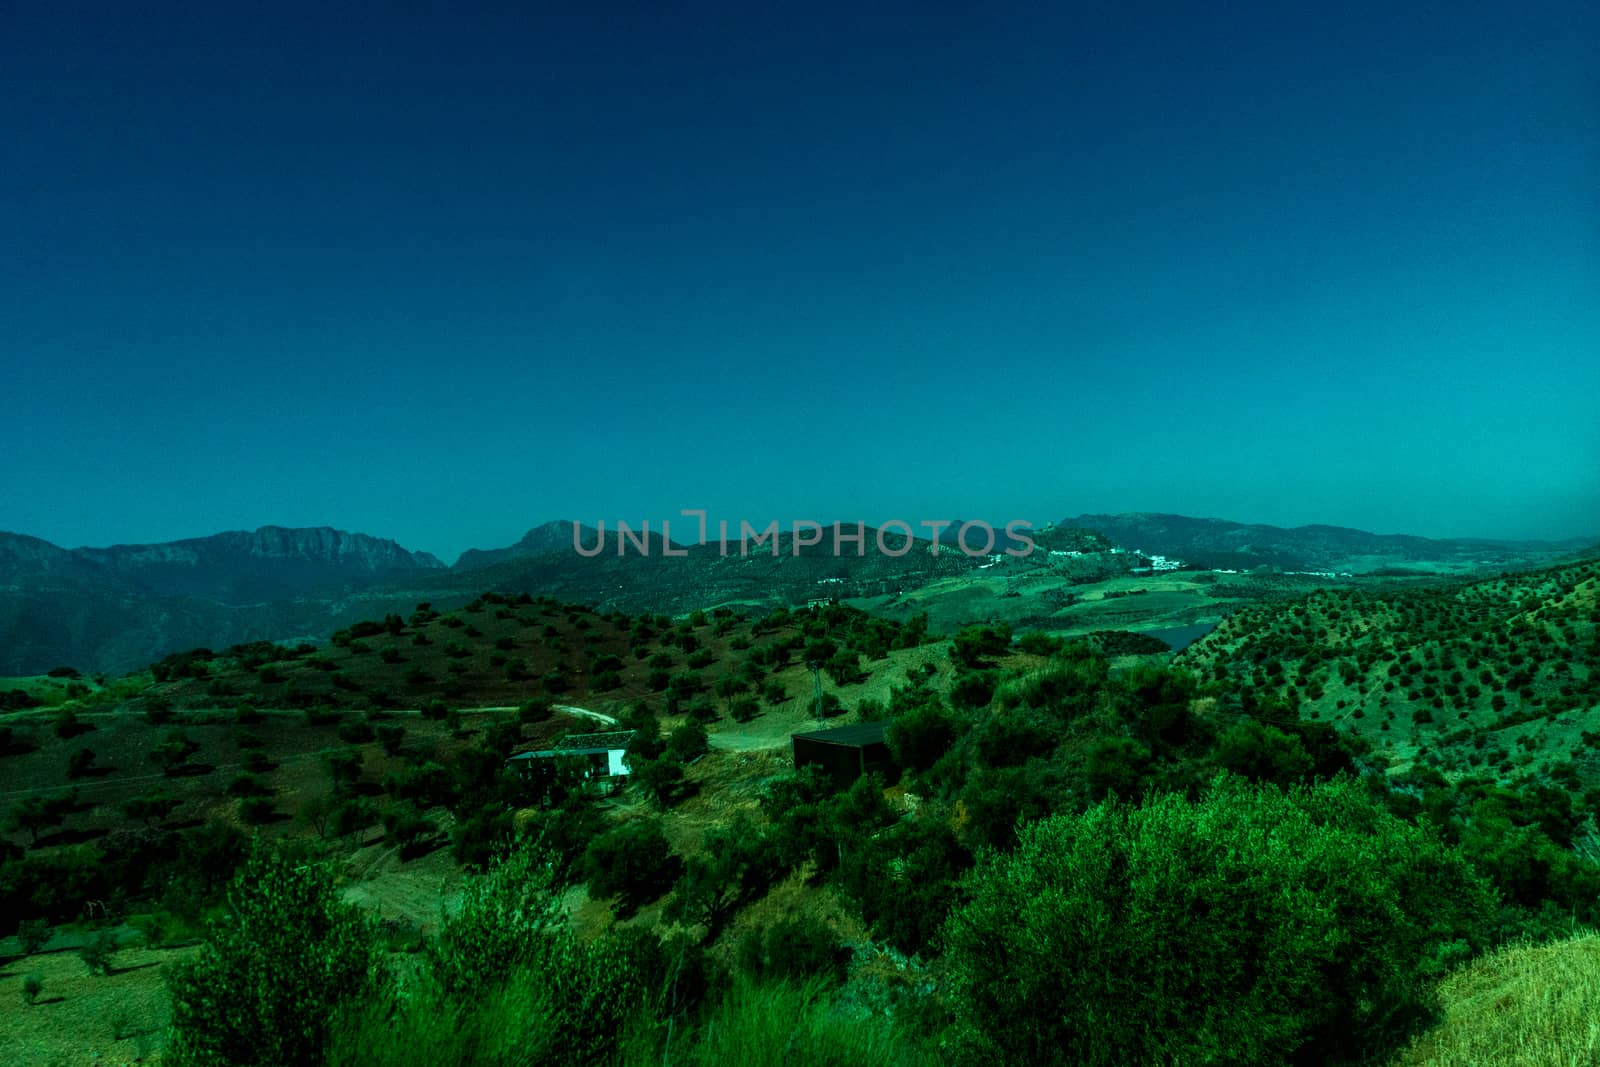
4, 1, 1596, 563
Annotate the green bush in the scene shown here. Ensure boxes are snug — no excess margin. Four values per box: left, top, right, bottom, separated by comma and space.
17, 917, 49, 955
666, 720, 709, 762
941, 775, 1495, 1066
80, 928, 118, 976
427, 839, 565, 998
735, 917, 848, 986
21, 973, 42, 1006
582, 821, 682, 916
164, 845, 386, 1067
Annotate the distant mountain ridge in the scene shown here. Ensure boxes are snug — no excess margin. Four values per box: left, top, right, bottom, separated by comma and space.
453, 521, 683, 569
73, 525, 445, 601
0, 526, 447, 675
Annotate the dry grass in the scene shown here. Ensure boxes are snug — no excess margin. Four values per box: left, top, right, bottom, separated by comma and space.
1394, 932, 1600, 1066
0, 942, 197, 1065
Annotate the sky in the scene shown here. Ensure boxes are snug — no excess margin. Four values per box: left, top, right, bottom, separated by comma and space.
3, 1, 1597, 564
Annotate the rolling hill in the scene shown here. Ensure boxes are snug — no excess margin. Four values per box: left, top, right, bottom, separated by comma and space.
1060, 512, 1592, 575
1176, 556, 1600, 782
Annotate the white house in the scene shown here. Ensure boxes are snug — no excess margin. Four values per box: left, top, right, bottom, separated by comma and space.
507, 729, 636, 782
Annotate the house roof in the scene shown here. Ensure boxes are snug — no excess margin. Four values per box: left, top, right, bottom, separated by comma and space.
556, 730, 635, 750
791, 720, 890, 748
507, 729, 635, 760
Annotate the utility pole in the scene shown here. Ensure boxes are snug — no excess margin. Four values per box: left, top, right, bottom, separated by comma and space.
807, 660, 823, 725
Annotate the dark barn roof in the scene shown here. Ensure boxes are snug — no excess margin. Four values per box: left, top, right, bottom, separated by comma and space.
791, 721, 890, 747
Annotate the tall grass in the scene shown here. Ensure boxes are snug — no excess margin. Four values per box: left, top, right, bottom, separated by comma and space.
330, 968, 601, 1067
1394, 930, 1600, 1067
332, 971, 923, 1067
682, 975, 921, 1067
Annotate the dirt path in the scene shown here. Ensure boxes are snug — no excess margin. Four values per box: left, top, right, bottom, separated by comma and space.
551, 703, 619, 727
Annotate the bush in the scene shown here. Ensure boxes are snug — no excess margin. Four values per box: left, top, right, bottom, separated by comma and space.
17, 917, 49, 955
666, 721, 709, 763
941, 775, 1495, 1066
426, 840, 566, 998
582, 821, 682, 916
735, 916, 848, 986
21, 973, 42, 1006
334, 923, 664, 1067
337, 720, 377, 744
1214, 720, 1314, 784
164, 845, 386, 1067
80, 928, 118, 976
376, 723, 406, 755
240, 797, 278, 825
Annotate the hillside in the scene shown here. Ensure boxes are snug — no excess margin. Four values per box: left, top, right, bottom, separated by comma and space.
407, 522, 988, 619
1177, 558, 1600, 782
1061, 512, 1591, 575
9, 574, 1600, 1063
8, 513, 1588, 679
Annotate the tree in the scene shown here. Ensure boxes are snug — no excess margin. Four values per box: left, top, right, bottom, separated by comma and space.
1214, 720, 1314, 784
582, 820, 682, 916
149, 729, 199, 776
121, 791, 179, 829
631, 757, 687, 808
80, 928, 118, 976
164, 844, 385, 1067
17, 918, 49, 955
7, 795, 68, 846
376, 724, 406, 756
427, 838, 566, 997
65, 747, 98, 779
665, 720, 708, 763
941, 775, 1495, 1066
886, 698, 962, 774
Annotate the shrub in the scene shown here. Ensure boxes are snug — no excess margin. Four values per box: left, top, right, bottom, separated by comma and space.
80, 928, 118, 976
337, 720, 377, 744
65, 747, 97, 779
735, 916, 848, 986
666, 721, 709, 763
941, 775, 1495, 1066
887, 700, 963, 774
21, 973, 42, 1006
17, 917, 49, 955
164, 845, 386, 1067
426, 840, 566, 998
240, 797, 278, 825
376, 724, 405, 755
582, 821, 682, 916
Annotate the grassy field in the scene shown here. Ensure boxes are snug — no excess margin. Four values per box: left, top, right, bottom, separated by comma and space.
1395, 931, 1600, 1066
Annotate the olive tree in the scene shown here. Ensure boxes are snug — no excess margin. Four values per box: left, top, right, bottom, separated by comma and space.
164, 844, 386, 1067
942, 774, 1495, 1066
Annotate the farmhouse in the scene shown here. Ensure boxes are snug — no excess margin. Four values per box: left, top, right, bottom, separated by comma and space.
791, 720, 892, 789
507, 729, 636, 786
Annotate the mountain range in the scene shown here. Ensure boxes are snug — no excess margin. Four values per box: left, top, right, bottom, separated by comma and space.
0, 515, 1590, 676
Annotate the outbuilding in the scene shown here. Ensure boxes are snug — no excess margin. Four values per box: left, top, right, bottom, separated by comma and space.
791, 720, 893, 789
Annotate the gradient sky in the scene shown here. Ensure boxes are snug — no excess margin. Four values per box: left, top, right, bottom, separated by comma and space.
3, 1, 1597, 564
